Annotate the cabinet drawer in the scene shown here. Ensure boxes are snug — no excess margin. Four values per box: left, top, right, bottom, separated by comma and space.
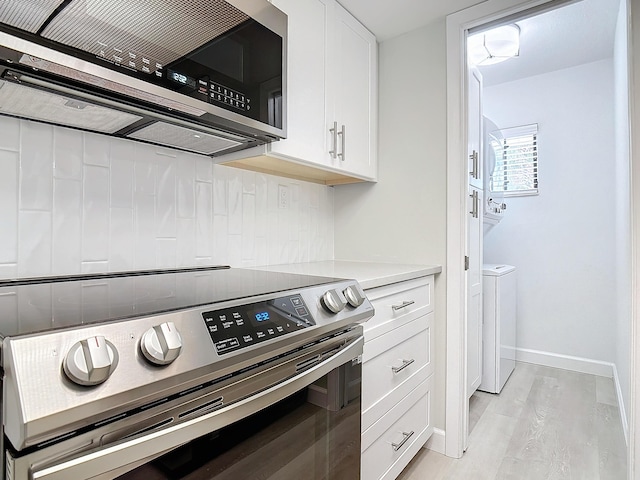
364, 276, 433, 341
362, 314, 432, 428
361, 375, 434, 480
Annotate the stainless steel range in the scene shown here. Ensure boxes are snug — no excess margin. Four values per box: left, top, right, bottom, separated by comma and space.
0, 266, 373, 480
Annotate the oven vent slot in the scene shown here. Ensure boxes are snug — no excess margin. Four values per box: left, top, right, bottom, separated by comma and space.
93, 412, 128, 428
123, 418, 174, 440
178, 396, 224, 419
295, 355, 322, 372
320, 345, 343, 361
35, 430, 78, 448
140, 397, 170, 411
178, 384, 205, 397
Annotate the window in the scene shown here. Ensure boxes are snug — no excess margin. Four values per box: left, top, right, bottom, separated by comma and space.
490, 123, 538, 196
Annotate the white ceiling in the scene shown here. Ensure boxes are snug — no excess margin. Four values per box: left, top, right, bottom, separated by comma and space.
337, 0, 487, 42
338, 0, 619, 86
475, 0, 619, 86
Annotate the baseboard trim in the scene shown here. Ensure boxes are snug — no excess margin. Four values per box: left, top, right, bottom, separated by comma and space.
612, 363, 630, 446
516, 347, 630, 447
516, 347, 614, 377
424, 427, 445, 454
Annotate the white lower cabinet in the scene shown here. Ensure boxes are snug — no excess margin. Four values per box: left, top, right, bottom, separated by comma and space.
362, 376, 434, 480
361, 275, 435, 480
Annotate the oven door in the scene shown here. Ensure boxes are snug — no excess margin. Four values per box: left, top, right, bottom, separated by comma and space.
19, 334, 362, 480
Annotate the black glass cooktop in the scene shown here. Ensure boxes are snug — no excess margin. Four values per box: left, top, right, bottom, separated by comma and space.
0, 267, 342, 338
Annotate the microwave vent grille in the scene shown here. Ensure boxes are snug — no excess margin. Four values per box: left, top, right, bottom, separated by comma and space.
40, 0, 250, 75
0, 79, 143, 133
0, 0, 64, 33
127, 122, 244, 155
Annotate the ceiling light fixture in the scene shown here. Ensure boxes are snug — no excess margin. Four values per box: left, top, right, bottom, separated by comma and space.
468, 24, 520, 66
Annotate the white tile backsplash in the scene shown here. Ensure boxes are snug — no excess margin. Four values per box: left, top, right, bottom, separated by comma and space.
53, 128, 83, 180
20, 121, 54, 211
134, 192, 157, 269
0, 150, 19, 263
1, 118, 334, 278
18, 211, 52, 277
82, 165, 110, 262
110, 139, 134, 209
84, 134, 110, 166
176, 153, 196, 219
156, 157, 177, 238
195, 181, 213, 258
0, 116, 20, 151
227, 170, 243, 235
241, 193, 256, 261
109, 207, 134, 271
53, 178, 82, 274
156, 238, 177, 269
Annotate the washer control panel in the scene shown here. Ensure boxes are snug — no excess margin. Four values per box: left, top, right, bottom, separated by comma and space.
202, 295, 316, 355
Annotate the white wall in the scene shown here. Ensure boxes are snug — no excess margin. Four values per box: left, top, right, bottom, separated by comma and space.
334, 21, 448, 431
613, 0, 631, 433
483, 59, 618, 363
0, 117, 334, 279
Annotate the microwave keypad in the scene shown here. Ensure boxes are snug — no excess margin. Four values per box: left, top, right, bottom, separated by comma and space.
198, 80, 251, 112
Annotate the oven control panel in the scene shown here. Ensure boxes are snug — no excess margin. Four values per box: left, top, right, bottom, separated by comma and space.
202, 295, 316, 355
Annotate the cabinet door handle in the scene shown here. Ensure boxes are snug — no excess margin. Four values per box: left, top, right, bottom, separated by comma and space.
391, 430, 415, 451
469, 190, 478, 218
338, 124, 346, 161
391, 358, 415, 374
329, 121, 338, 159
469, 150, 479, 178
392, 300, 415, 311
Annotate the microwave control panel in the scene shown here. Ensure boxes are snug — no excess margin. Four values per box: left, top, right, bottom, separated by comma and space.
167, 69, 251, 113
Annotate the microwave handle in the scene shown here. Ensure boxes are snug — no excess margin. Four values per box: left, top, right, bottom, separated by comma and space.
31, 335, 363, 480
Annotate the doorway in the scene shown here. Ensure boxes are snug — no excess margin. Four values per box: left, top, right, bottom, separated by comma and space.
446, 0, 633, 476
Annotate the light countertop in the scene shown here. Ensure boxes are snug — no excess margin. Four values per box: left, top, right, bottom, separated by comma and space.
253, 261, 441, 290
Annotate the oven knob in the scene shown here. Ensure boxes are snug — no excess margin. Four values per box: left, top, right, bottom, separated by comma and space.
141, 322, 182, 365
63, 336, 119, 386
321, 289, 347, 314
343, 284, 366, 308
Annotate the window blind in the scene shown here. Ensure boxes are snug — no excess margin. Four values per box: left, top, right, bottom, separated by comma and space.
491, 123, 538, 196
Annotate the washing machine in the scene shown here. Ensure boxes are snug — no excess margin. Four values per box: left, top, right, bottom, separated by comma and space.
479, 264, 517, 393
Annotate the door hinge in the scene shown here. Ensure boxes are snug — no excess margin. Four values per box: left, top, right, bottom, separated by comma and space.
464, 256, 470, 270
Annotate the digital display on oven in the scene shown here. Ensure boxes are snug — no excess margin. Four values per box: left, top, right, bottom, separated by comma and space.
202, 295, 315, 355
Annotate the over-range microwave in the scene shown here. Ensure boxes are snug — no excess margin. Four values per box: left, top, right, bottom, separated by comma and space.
0, 0, 286, 156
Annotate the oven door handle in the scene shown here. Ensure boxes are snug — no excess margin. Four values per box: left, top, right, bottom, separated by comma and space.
31, 334, 364, 480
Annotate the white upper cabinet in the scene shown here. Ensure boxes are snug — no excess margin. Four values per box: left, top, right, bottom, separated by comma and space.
218, 0, 378, 185
467, 67, 483, 189
269, 0, 330, 164
330, 3, 377, 181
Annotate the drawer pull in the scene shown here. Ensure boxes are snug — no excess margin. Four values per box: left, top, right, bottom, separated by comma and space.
392, 300, 415, 311
391, 431, 415, 451
392, 358, 415, 374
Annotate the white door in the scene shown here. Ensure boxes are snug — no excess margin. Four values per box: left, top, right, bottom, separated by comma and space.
333, 3, 377, 179
269, 0, 331, 164
465, 67, 483, 447
467, 183, 483, 398
468, 68, 483, 189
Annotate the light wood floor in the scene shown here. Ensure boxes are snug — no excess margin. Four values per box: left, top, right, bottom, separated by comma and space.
397, 362, 627, 480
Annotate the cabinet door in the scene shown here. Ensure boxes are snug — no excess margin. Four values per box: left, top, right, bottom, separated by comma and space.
269, 0, 331, 164
466, 184, 483, 398
332, 3, 377, 180
467, 68, 483, 189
